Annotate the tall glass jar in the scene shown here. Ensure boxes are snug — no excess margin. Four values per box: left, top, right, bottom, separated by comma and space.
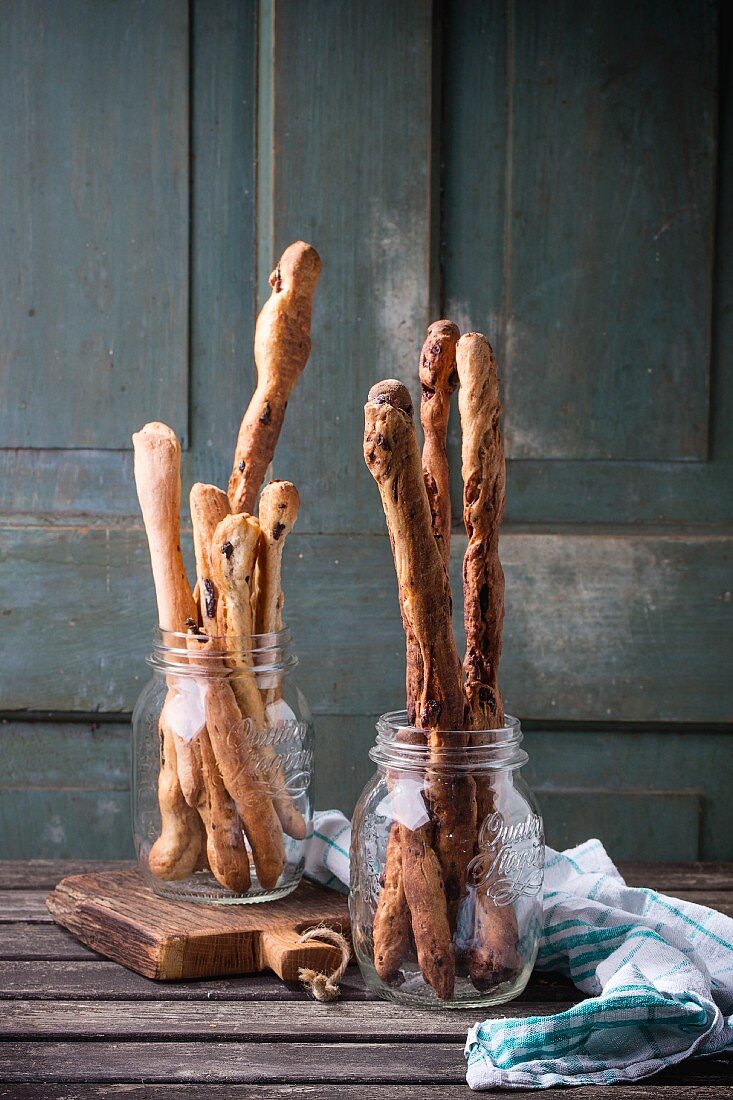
132, 627, 313, 903
350, 712, 543, 1008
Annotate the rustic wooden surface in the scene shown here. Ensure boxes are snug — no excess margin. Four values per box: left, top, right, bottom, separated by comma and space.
46, 868, 350, 981
0, 861, 732, 1096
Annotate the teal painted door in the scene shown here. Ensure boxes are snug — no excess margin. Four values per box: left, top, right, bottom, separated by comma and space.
0, 0, 730, 861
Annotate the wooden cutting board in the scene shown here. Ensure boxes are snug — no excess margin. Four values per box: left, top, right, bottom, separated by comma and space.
47, 868, 351, 982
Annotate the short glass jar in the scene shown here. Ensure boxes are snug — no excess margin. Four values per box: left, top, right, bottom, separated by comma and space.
132, 627, 313, 903
350, 712, 543, 1008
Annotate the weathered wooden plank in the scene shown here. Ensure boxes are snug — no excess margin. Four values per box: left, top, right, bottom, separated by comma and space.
2, 724, 733, 861
672, 891, 733, 918
714, 1, 733, 475
0, 998, 572, 1041
501, 461, 733, 527
0, 924, 101, 960
2, 1041, 732, 1086
0, 791, 132, 861
444, 0, 716, 462
537, 789, 702, 863
0, 960, 369, 1001
3, 454, 733, 528
2, 528, 731, 724
523, 729, 733, 863
1, 1087, 731, 1100
258, 0, 436, 534
2, 859, 731, 893
186, 0, 256, 488
497, 531, 732, 725
621, 862, 733, 891
0, 721, 128, 788
0, 893, 57, 922
0, 0, 189, 449
0, 1040, 464, 1083
0, 960, 577, 1005
0, 861, 130, 889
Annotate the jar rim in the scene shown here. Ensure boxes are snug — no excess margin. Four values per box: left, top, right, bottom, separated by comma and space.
371, 710, 527, 771
147, 625, 297, 675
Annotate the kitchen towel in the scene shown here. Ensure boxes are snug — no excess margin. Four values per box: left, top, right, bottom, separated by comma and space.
306, 813, 733, 1090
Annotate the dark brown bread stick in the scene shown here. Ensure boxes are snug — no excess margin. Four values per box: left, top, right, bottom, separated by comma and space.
228, 242, 321, 514
365, 380, 474, 998
417, 320, 472, 931
457, 335, 505, 728
456, 332, 521, 989
372, 821, 412, 982
376, 325, 459, 975
419, 319, 460, 569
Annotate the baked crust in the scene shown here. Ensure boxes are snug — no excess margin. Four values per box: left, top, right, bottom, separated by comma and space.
229, 242, 321, 514
364, 380, 474, 999
456, 333, 520, 989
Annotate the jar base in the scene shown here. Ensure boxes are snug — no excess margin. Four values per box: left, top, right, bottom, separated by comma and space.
147, 870, 302, 906
354, 953, 536, 1011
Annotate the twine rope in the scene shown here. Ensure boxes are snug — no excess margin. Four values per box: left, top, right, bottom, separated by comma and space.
296, 925, 351, 1002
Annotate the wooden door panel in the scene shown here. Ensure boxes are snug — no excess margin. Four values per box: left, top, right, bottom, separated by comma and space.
259, 0, 436, 534
0, 0, 256, 523
3, 526, 729, 725
444, 0, 717, 462
0, 0, 190, 450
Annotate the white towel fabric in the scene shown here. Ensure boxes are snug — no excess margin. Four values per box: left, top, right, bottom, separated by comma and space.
306, 813, 733, 1090
304, 808, 351, 893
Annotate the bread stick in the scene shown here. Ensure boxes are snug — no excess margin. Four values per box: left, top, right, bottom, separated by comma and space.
365, 380, 474, 999
372, 822, 412, 983
188, 483, 252, 892
456, 333, 521, 989
375, 323, 460, 978
147, 711, 202, 881
254, 480, 300, 637
252, 481, 308, 841
419, 319, 460, 569
208, 513, 286, 890
228, 242, 321, 514
132, 422, 203, 875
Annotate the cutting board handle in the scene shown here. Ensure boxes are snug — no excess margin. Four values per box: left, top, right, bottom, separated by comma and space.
261, 927, 345, 982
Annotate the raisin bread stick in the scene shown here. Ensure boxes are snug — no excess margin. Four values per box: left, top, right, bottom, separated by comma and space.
188, 483, 252, 892
229, 242, 321, 514
132, 422, 203, 875
209, 513, 286, 889
417, 320, 475, 931
252, 481, 307, 841
456, 335, 505, 727
254, 480, 300, 638
148, 714, 202, 880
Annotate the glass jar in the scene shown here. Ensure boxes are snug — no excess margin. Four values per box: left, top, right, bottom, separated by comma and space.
350, 712, 543, 1008
132, 627, 313, 903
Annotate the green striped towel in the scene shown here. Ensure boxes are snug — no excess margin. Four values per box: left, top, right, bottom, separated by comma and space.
307, 817, 733, 1089
466, 838, 733, 1089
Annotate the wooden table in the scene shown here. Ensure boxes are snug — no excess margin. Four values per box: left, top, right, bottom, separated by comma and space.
1, 861, 732, 1098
